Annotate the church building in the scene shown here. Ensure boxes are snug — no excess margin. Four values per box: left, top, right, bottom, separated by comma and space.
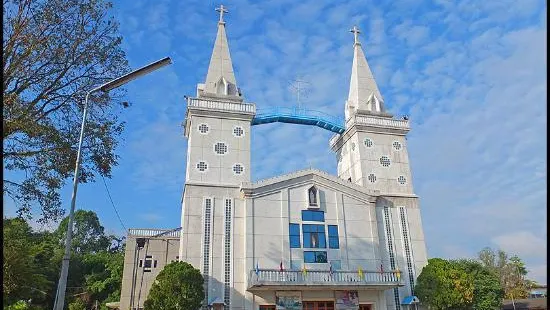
119, 6, 428, 310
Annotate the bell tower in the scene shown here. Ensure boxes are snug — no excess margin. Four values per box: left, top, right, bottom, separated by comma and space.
330, 26, 427, 310
330, 26, 413, 196
179, 5, 255, 309
182, 4, 254, 186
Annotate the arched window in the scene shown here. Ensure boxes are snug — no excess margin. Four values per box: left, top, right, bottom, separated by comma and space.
308, 186, 318, 206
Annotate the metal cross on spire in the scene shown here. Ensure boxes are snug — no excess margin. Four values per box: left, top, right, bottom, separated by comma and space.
289, 76, 310, 110
215, 4, 228, 23
350, 25, 361, 45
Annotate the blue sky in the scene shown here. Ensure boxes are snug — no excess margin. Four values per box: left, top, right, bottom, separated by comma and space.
4, 0, 547, 283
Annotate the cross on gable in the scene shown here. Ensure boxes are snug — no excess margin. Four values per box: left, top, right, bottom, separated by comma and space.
215, 4, 228, 23
350, 25, 361, 45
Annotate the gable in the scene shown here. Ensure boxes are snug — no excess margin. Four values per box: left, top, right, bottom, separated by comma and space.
240, 168, 377, 204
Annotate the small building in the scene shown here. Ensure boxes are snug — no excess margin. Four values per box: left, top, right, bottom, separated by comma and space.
502, 298, 547, 310
119, 228, 180, 310
530, 285, 547, 298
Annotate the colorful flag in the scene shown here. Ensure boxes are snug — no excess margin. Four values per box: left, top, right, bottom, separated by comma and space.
255, 261, 259, 275
279, 261, 284, 272
380, 264, 384, 273
329, 262, 333, 275
302, 265, 307, 276
395, 267, 401, 281
358, 266, 364, 279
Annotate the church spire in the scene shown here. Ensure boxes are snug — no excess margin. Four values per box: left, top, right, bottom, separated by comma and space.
345, 25, 384, 120
199, 4, 241, 100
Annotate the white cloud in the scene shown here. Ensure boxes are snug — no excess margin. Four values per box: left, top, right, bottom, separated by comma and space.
109, 0, 546, 283
492, 231, 547, 259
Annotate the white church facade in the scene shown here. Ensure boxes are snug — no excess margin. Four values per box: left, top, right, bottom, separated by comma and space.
119, 6, 428, 310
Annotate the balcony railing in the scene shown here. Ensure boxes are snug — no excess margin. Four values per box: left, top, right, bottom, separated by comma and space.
353, 115, 410, 129
248, 269, 402, 289
128, 228, 181, 238
187, 97, 256, 114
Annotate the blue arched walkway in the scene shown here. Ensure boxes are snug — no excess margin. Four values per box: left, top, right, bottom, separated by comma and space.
251, 107, 345, 134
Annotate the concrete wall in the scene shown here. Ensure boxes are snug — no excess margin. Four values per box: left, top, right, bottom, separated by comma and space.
119, 235, 179, 310
185, 114, 251, 185
338, 131, 414, 196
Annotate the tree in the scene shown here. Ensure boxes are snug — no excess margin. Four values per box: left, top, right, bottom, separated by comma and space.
3, 218, 51, 305
3, 0, 130, 223
452, 259, 504, 310
478, 247, 530, 299
81, 250, 124, 310
54, 209, 115, 254
144, 262, 205, 310
415, 258, 474, 310
3, 211, 125, 310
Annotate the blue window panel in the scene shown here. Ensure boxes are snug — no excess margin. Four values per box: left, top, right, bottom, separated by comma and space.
328, 225, 339, 249
301, 210, 325, 222
329, 237, 339, 249
303, 224, 325, 232
304, 251, 328, 263
289, 223, 301, 248
290, 236, 301, 248
289, 223, 300, 235
328, 225, 339, 236
302, 224, 326, 248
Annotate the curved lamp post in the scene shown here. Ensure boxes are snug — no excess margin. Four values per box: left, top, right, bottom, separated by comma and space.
53, 57, 172, 310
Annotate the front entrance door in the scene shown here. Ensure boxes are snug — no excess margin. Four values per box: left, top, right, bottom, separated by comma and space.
359, 305, 373, 310
303, 301, 335, 310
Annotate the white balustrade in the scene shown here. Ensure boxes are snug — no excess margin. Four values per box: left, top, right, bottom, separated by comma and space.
187, 97, 256, 114
355, 115, 409, 129
248, 269, 401, 287
128, 228, 180, 238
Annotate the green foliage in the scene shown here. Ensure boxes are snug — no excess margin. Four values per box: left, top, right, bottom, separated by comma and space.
452, 259, 504, 310
3, 218, 51, 305
3, 0, 130, 222
415, 258, 474, 310
478, 247, 530, 299
67, 298, 86, 310
2, 210, 124, 310
54, 210, 116, 254
4, 300, 29, 310
144, 262, 204, 310
82, 251, 124, 304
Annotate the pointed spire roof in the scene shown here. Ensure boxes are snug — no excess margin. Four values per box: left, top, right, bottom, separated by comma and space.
345, 26, 384, 119
199, 5, 241, 100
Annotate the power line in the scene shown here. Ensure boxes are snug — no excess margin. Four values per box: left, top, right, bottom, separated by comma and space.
100, 175, 127, 232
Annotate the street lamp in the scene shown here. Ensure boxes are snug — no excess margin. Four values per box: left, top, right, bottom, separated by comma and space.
52, 57, 172, 310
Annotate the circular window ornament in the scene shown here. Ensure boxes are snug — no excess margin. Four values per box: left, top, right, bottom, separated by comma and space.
364, 138, 373, 148
393, 141, 402, 150
214, 142, 228, 155
398, 175, 407, 185
196, 161, 208, 172
233, 126, 244, 137
368, 173, 377, 183
232, 164, 244, 175
198, 124, 209, 134
380, 156, 391, 167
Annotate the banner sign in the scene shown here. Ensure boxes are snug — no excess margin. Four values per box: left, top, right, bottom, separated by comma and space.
275, 291, 302, 310
335, 290, 359, 310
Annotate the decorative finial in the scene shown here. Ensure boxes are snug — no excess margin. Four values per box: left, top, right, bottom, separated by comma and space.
350, 25, 361, 45
215, 4, 228, 23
